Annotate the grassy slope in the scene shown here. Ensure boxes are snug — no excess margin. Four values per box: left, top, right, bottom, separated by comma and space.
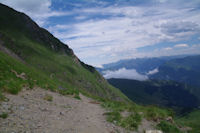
0, 51, 56, 94
0, 3, 127, 101
176, 110, 200, 133
0, 49, 176, 131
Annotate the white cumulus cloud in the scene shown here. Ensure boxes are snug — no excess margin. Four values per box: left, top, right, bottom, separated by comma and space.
174, 44, 189, 48
164, 47, 173, 50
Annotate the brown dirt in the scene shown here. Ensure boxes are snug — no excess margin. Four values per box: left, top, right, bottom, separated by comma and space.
0, 88, 128, 133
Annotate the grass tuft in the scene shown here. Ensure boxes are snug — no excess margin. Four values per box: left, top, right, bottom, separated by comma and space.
121, 113, 142, 130
43, 94, 53, 102
74, 94, 81, 100
157, 121, 181, 133
0, 112, 8, 119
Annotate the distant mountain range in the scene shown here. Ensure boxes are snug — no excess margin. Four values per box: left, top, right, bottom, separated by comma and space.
150, 55, 200, 87
100, 55, 200, 113
98, 55, 190, 74
98, 55, 200, 87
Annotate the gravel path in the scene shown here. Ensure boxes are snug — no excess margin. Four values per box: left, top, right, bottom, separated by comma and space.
0, 88, 128, 133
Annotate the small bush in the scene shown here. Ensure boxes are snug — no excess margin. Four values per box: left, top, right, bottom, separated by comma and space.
74, 94, 81, 100
104, 111, 142, 131
43, 94, 53, 102
157, 121, 181, 133
105, 111, 122, 124
0, 112, 8, 119
121, 113, 142, 130
0, 90, 5, 101
28, 80, 34, 89
145, 106, 170, 121
3, 79, 23, 94
8, 87, 20, 94
101, 101, 126, 112
59, 88, 79, 95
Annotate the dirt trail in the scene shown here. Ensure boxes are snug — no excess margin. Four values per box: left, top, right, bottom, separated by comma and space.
0, 88, 129, 133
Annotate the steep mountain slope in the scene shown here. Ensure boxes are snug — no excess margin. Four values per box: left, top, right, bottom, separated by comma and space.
108, 78, 199, 113
150, 55, 200, 87
0, 3, 127, 101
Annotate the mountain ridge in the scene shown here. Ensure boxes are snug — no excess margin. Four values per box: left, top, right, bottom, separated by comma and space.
150, 55, 200, 87
0, 3, 128, 101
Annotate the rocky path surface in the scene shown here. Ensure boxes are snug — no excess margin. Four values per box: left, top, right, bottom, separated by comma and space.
0, 88, 129, 133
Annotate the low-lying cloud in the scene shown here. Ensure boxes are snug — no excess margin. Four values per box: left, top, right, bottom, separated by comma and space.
103, 68, 148, 81
147, 68, 159, 75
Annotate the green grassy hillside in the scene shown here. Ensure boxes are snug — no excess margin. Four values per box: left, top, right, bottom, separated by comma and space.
0, 3, 127, 101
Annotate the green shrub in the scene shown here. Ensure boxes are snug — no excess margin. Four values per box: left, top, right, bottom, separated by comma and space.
104, 111, 122, 124
101, 101, 126, 112
0, 112, 8, 119
59, 89, 79, 95
145, 106, 170, 121
74, 94, 81, 100
121, 113, 142, 130
0, 90, 5, 101
28, 80, 34, 89
157, 121, 181, 133
104, 111, 142, 131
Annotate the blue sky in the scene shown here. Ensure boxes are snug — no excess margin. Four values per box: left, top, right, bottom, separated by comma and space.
0, 0, 200, 67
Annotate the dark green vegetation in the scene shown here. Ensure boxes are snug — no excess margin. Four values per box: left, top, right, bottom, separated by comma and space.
0, 3, 127, 101
157, 121, 181, 133
0, 112, 8, 119
105, 112, 142, 130
101, 100, 175, 131
108, 78, 199, 113
150, 55, 200, 88
176, 110, 200, 133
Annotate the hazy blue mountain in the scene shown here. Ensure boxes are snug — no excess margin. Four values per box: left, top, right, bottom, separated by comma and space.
99, 55, 200, 88
98, 55, 190, 74
150, 55, 200, 87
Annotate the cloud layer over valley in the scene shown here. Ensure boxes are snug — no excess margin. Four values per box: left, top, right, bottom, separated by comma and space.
103, 68, 158, 81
